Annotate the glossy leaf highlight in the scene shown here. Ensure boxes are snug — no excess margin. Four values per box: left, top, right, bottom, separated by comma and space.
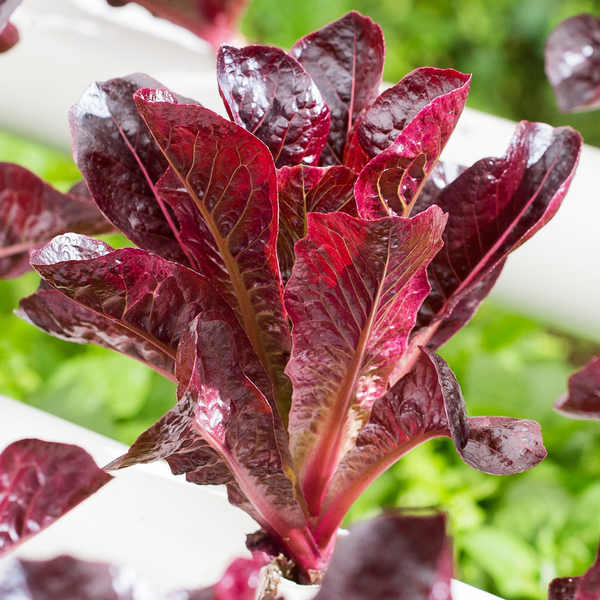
0, 439, 112, 558
217, 44, 330, 168
290, 11, 384, 165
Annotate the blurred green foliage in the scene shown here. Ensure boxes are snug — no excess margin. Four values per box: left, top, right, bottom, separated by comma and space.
3, 3, 600, 598
241, 0, 600, 148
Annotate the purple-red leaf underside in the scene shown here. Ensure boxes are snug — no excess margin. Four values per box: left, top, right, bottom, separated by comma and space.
555, 356, 600, 420
27, 234, 270, 396
277, 164, 358, 284
314, 512, 453, 600
355, 69, 471, 219
290, 11, 384, 166
409, 121, 582, 368
134, 89, 291, 416
17, 288, 176, 380
69, 74, 198, 268
0, 163, 111, 278
0, 439, 112, 558
316, 348, 545, 545
217, 44, 330, 168
284, 207, 447, 515
545, 14, 600, 112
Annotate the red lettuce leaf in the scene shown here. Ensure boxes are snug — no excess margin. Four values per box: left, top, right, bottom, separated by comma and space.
555, 356, 600, 420
314, 512, 452, 600
315, 348, 546, 545
277, 164, 357, 284
0, 0, 21, 53
27, 234, 270, 396
549, 542, 600, 600
347, 67, 471, 173
217, 44, 330, 168
402, 121, 582, 373
545, 14, 600, 112
69, 74, 198, 268
0, 163, 112, 278
284, 207, 446, 515
355, 69, 471, 219
290, 11, 384, 166
108, 0, 250, 50
107, 317, 323, 575
0, 554, 265, 600
134, 89, 291, 417
0, 439, 112, 558
17, 288, 176, 380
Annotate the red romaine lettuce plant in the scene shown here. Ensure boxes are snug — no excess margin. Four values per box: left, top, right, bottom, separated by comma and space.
7, 10, 582, 583
0, 0, 21, 53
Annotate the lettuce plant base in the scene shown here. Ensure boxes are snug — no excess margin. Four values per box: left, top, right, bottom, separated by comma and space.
0, 394, 503, 600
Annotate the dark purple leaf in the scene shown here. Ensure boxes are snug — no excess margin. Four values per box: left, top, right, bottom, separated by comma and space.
0, 163, 112, 278
355, 69, 471, 219
0, 0, 21, 53
277, 164, 357, 284
404, 121, 582, 374
284, 207, 446, 515
17, 288, 176, 381
315, 348, 545, 545
290, 11, 384, 166
108, 317, 323, 576
314, 512, 453, 600
549, 542, 600, 600
69, 74, 198, 268
549, 576, 581, 600
108, 0, 250, 50
0, 554, 265, 600
217, 44, 330, 168
347, 68, 471, 173
0, 439, 112, 558
545, 14, 600, 112
555, 356, 600, 420
134, 89, 291, 416
27, 234, 270, 397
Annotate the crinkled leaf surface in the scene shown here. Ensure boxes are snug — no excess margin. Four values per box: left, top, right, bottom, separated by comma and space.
290, 11, 384, 166
348, 68, 471, 173
217, 44, 330, 168
284, 207, 446, 514
134, 90, 291, 415
0, 439, 112, 558
70, 74, 198, 268
108, 317, 320, 573
0, 163, 111, 278
277, 164, 357, 284
545, 14, 600, 112
27, 233, 269, 395
314, 512, 452, 600
549, 543, 600, 600
355, 69, 471, 219
555, 356, 600, 420
407, 121, 582, 372
112, 0, 250, 49
17, 288, 176, 380
316, 348, 546, 544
